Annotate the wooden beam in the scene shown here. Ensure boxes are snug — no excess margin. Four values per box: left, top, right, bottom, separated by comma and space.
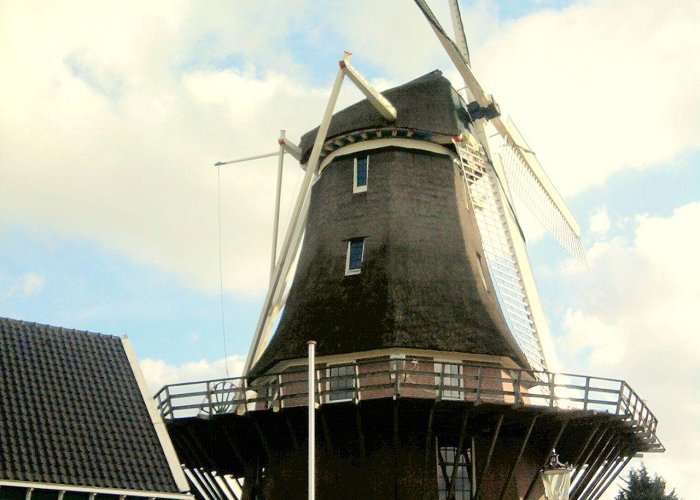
497, 415, 538, 500
422, 402, 437, 498
586, 445, 626, 500
285, 416, 299, 452
320, 412, 334, 454
573, 438, 623, 500
523, 418, 569, 500
447, 409, 469, 500
221, 424, 250, 472
570, 433, 619, 499
592, 454, 633, 500
355, 405, 366, 462
571, 424, 607, 481
473, 413, 504, 500
252, 420, 272, 461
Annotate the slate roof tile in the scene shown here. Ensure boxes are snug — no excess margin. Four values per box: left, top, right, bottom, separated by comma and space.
0, 317, 181, 494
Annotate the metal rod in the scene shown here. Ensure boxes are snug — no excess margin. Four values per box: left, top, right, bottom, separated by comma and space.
308, 340, 316, 500
271, 131, 285, 284
214, 151, 278, 166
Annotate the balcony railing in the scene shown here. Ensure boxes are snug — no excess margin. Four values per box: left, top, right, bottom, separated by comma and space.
154, 358, 661, 450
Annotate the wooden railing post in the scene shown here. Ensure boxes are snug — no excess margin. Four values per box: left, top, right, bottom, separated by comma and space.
583, 376, 590, 411
548, 373, 555, 407
514, 370, 522, 405
615, 382, 625, 415
475, 366, 482, 404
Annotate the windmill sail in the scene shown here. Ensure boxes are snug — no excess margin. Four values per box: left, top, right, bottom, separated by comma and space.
455, 135, 547, 371
413, 0, 583, 261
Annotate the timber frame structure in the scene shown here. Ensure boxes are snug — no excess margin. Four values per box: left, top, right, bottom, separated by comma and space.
156, 358, 662, 499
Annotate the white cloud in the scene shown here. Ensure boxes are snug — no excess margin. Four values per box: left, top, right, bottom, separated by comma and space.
558, 202, 700, 498
1, 272, 45, 298
474, 0, 700, 196
1, 0, 696, 299
139, 355, 245, 393
589, 207, 611, 235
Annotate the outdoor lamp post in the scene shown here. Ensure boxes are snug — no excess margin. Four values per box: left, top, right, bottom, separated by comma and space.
542, 449, 573, 500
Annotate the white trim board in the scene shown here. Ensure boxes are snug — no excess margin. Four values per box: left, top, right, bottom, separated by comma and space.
0, 479, 193, 499
319, 138, 454, 173
121, 336, 192, 496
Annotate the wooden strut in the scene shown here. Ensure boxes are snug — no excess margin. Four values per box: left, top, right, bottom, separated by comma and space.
570, 422, 603, 475
592, 454, 634, 500
321, 411, 334, 454
497, 415, 538, 500
523, 418, 569, 499
422, 403, 437, 499
355, 405, 366, 463
447, 409, 470, 500
221, 424, 249, 468
586, 443, 627, 498
186, 468, 212, 500
570, 433, 619, 499
571, 424, 608, 483
184, 426, 218, 472
286, 416, 299, 452
574, 438, 623, 500
217, 472, 241, 500
193, 468, 219, 500
571, 432, 616, 499
252, 420, 272, 461
473, 413, 504, 500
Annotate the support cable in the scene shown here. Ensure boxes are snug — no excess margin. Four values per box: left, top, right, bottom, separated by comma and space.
217, 165, 230, 377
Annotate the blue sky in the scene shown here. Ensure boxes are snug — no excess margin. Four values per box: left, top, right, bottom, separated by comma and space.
1, 1, 698, 496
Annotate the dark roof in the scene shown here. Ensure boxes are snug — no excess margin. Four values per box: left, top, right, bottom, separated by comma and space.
0, 318, 182, 494
298, 70, 468, 163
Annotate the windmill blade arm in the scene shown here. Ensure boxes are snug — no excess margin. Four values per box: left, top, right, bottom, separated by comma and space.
448, 0, 470, 65
413, 0, 490, 108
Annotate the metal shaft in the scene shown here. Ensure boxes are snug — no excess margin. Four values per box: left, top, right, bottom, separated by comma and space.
308, 341, 316, 500
271, 131, 285, 284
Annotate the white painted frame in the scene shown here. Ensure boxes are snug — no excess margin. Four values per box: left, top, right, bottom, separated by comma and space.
345, 238, 364, 276
353, 156, 369, 193
436, 361, 464, 401
325, 363, 356, 403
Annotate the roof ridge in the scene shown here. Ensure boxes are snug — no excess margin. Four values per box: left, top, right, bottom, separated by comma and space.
0, 316, 121, 339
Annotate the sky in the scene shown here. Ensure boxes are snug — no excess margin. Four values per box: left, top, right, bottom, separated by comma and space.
1, 0, 698, 497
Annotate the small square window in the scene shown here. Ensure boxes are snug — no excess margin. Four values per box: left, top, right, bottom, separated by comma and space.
327, 364, 356, 402
346, 238, 364, 275
354, 156, 368, 193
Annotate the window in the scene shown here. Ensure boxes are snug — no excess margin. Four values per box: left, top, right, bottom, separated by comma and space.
437, 445, 472, 499
437, 362, 463, 400
327, 364, 355, 402
353, 156, 369, 193
345, 238, 365, 275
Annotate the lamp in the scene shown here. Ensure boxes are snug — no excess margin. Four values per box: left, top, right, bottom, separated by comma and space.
541, 449, 572, 500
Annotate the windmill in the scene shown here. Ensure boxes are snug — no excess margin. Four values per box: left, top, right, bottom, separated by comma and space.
239, 0, 583, 380
156, 2, 663, 499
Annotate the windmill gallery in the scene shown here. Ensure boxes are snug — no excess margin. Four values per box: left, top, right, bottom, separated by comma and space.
0, 1, 663, 500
